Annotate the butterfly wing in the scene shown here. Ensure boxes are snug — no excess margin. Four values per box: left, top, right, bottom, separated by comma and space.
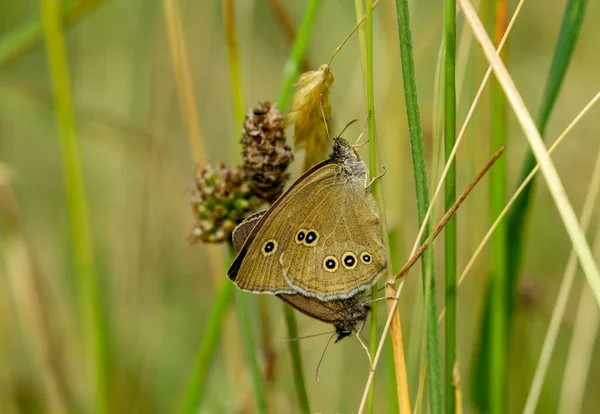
280, 176, 387, 300
227, 161, 342, 294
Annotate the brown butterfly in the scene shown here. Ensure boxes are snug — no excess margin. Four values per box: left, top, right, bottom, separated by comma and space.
228, 136, 387, 348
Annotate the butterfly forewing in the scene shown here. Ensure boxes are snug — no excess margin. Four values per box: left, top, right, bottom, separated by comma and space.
227, 162, 342, 294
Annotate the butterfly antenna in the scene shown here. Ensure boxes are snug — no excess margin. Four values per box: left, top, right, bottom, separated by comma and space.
282, 330, 336, 342
336, 119, 359, 138
316, 332, 337, 383
319, 93, 332, 142
353, 110, 371, 150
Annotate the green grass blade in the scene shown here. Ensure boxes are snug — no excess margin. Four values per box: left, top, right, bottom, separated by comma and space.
277, 0, 322, 112
395, 0, 443, 411
488, 2, 509, 413
39, 0, 108, 411
0, 0, 104, 68
235, 289, 268, 414
178, 280, 235, 414
443, 0, 457, 413
283, 305, 311, 413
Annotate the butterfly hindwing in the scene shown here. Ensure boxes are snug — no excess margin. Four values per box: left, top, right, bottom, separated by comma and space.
280, 176, 387, 300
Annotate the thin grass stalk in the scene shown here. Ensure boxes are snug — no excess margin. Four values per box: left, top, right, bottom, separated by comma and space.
458, 0, 600, 316
522, 148, 600, 414
443, 0, 457, 412
359, 1, 376, 412
557, 223, 600, 414
488, 1, 508, 412
0, 0, 104, 68
235, 287, 268, 414
178, 280, 235, 414
395, 0, 443, 411
283, 305, 310, 413
277, 0, 321, 111
354, 1, 411, 412
506, 0, 588, 296
39, 0, 108, 411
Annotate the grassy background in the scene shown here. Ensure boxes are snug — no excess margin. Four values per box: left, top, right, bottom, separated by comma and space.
1, 0, 600, 412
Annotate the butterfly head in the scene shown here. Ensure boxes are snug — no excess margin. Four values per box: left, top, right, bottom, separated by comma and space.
330, 137, 367, 179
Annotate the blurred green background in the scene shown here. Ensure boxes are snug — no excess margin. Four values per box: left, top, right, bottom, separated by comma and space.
1, 0, 600, 413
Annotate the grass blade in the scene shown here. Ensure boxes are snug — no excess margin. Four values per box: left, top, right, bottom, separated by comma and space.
235, 289, 268, 414
39, 0, 108, 411
283, 305, 311, 413
178, 280, 235, 414
395, 0, 443, 411
487, 1, 509, 413
443, 0, 457, 413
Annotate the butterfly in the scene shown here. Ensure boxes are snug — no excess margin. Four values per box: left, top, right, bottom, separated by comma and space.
228, 136, 387, 345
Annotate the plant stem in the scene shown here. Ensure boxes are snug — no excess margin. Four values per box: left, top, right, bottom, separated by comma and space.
395, 0, 443, 412
236, 289, 268, 414
283, 305, 311, 413
39, 0, 108, 411
178, 280, 235, 414
488, 1, 508, 412
443, 0, 457, 413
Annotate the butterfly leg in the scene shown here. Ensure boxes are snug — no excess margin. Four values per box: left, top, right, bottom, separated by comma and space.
352, 111, 371, 149
364, 167, 387, 189
356, 319, 374, 371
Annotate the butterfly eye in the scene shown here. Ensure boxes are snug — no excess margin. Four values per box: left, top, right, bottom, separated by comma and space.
304, 230, 319, 246
360, 252, 372, 264
262, 239, 278, 256
323, 256, 338, 272
342, 252, 357, 269
295, 229, 307, 244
